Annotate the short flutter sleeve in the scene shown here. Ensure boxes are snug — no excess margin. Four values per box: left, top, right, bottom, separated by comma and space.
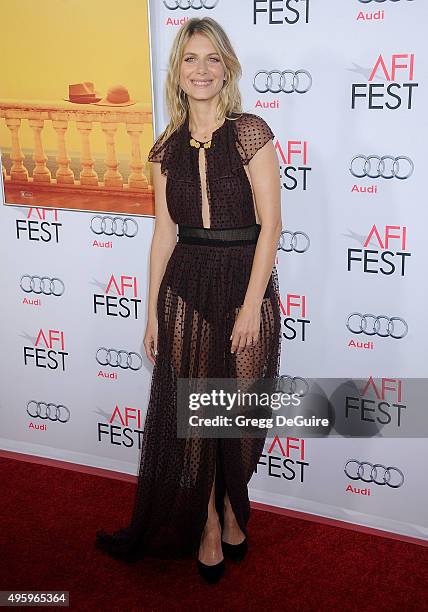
235, 113, 275, 165
147, 140, 164, 163
147, 136, 170, 176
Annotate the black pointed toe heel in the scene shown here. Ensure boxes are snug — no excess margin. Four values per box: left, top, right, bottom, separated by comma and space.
197, 558, 225, 584
221, 537, 248, 562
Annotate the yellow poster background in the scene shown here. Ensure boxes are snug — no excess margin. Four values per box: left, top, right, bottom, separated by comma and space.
0, 0, 155, 216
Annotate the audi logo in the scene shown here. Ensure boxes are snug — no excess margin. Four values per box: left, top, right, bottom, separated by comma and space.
345, 460, 404, 488
20, 275, 65, 296
253, 70, 312, 94
90, 216, 138, 237
358, 0, 414, 3
278, 231, 310, 253
27, 400, 70, 423
350, 155, 414, 180
163, 0, 219, 9
275, 375, 309, 397
96, 348, 143, 370
346, 313, 408, 339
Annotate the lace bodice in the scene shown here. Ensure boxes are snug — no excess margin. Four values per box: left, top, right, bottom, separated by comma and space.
147, 112, 274, 229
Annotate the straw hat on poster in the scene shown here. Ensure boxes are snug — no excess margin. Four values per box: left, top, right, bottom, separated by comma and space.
94, 84, 136, 106
64, 82, 136, 106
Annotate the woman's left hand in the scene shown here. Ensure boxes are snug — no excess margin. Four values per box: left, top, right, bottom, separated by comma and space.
230, 303, 261, 354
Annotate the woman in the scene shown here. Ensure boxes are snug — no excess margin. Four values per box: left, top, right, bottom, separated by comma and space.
96, 16, 282, 584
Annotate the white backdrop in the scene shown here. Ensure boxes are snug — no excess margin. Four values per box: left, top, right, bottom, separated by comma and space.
1, 0, 427, 543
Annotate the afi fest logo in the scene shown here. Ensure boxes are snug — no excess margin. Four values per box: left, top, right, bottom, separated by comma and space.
351, 53, 418, 109
347, 224, 411, 277
253, 0, 310, 24
255, 435, 309, 483
23, 329, 68, 371
93, 274, 142, 319
277, 293, 310, 342
276, 139, 311, 191
16, 208, 62, 243
97, 404, 145, 449
345, 377, 406, 429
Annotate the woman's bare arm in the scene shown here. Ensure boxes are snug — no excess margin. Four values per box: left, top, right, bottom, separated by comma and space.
146, 163, 177, 322
243, 139, 282, 309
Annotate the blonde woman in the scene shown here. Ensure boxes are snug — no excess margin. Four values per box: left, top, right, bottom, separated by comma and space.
96, 16, 282, 584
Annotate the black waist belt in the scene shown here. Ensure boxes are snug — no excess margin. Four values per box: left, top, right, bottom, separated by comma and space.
177, 224, 261, 246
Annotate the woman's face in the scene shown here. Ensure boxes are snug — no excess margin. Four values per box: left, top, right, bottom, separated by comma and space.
179, 33, 226, 102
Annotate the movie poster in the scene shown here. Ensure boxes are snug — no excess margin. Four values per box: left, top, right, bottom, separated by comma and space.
0, 0, 156, 217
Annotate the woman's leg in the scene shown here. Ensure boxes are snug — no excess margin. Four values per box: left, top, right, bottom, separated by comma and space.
198, 463, 223, 564
222, 490, 246, 544
221, 295, 279, 543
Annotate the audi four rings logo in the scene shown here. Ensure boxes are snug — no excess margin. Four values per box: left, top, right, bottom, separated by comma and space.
346, 313, 408, 338
278, 231, 310, 253
344, 460, 404, 488
20, 275, 65, 296
358, 0, 413, 3
253, 70, 312, 94
276, 375, 309, 397
350, 155, 414, 180
27, 400, 70, 423
96, 348, 143, 370
90, 216, 138, 237
163, 0, 219, 9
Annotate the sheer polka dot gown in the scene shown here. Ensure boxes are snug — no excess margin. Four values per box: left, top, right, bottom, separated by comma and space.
95, 112, 282, 561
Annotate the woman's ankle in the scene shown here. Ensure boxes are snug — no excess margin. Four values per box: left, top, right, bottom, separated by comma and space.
223, 507, 238, 527
203, 513, 221, 532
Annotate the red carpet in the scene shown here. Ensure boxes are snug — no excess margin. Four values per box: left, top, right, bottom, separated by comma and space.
1, 456, 427, 611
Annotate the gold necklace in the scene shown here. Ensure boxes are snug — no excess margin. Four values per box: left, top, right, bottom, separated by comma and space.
189, 119, 224, 149
189, 137, 212, 149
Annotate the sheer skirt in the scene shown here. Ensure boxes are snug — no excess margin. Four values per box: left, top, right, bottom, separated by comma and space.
95, 224, 282, 561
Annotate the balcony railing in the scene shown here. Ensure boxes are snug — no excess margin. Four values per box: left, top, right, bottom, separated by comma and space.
0, 99, 154, 201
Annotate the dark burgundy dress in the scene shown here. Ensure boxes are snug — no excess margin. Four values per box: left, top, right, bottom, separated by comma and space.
95, 111, 282, 561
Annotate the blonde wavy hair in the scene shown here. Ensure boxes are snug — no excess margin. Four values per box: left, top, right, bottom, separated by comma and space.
155, 17, 243, 147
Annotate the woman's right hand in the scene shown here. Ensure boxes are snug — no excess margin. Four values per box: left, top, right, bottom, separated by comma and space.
144, 316, 158, 366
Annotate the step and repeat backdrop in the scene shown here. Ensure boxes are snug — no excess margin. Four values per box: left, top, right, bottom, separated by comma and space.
1, 0, 427, 542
